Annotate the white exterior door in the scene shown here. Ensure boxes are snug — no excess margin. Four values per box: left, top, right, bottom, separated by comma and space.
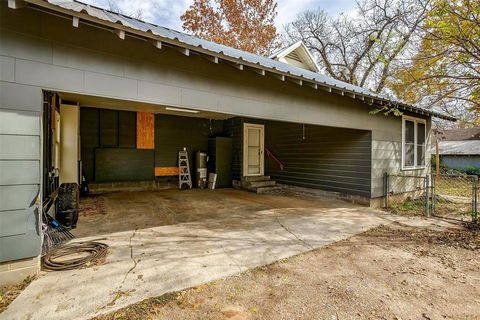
243, 123, 264, 176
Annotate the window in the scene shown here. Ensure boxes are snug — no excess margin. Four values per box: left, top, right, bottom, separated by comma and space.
402, 116, 426, 169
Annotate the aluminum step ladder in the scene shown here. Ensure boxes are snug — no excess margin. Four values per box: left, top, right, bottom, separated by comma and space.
178, 149, 192, 189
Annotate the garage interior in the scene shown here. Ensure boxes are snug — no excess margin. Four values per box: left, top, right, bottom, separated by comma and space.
42, 90, 372, 239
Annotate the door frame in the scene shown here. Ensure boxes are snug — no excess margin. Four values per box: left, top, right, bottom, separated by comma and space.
243, 123, 265, 177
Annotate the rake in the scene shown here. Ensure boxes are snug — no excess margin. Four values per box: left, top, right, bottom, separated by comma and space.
42, 192, 75, 255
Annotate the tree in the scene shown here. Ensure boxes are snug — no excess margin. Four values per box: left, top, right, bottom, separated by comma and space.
181, 0, 279, 55
388, 0, 480, 126
284, 0, 431, 94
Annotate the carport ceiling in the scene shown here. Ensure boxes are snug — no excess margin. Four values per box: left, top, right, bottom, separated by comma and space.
58, 92, 232, 120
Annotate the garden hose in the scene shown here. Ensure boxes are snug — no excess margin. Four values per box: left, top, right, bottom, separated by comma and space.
42, 241, 109, 271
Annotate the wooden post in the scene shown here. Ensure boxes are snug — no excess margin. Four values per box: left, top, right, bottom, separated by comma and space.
435, 140, 440, 175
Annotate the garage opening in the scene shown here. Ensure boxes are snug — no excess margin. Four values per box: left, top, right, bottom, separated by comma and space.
42, 91, 372, 240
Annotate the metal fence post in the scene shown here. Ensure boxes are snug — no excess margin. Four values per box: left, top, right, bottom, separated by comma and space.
424, 175, 430, 217
431, 174, 436, 216
384, 172, 390, 209
473, 176, 478, 223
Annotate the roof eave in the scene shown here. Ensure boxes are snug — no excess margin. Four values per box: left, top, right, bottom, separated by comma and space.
19, 0, 457, 122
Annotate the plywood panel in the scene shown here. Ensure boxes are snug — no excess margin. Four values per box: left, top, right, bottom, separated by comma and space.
137, 112, 154, 149
155, 167, 179, 177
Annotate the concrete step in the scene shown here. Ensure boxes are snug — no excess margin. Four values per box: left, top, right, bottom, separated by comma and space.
256, 186, 282, 194
242, 175, 270, 182
246, 180, 276, 188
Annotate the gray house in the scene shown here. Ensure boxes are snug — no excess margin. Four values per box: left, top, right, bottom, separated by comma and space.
0, 0, 454, 284
434, 128, 480, 171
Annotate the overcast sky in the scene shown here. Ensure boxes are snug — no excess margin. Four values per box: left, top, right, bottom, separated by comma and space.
81, 0, 357, 32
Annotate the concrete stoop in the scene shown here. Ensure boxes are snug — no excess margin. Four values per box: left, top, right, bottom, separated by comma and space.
238, 176, 282, 194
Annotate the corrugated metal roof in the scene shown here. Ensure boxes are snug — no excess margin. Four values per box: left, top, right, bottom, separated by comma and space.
24, 0, 456, 121
438, 141, 480, 155
434, 128, 480, 142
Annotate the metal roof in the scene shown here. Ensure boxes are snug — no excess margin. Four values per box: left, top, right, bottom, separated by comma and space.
438, 141, 480, 156
18, 0, 456, 121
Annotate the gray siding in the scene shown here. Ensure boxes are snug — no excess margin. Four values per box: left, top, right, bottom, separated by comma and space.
0, 107, 42, 262
154, 114, 223, 184
441, 155, 480, 171
0, 2, 435, 265
80, 109, 223, 183
265, 122, 372, 197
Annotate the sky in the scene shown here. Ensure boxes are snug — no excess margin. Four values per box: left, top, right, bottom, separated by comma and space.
80, 0, 357, 32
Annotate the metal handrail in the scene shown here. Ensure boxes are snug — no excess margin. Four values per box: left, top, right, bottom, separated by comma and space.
264, 147, 284, 171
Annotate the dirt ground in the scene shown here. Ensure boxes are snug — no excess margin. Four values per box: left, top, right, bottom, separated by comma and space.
93, 222, 480, 320
0, 276, 35, 313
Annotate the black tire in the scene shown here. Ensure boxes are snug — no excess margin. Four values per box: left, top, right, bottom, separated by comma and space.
57, 183, 79, 212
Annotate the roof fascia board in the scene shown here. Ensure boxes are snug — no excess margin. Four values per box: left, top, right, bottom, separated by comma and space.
8, 0, 26, 9
22, 0, 457, 121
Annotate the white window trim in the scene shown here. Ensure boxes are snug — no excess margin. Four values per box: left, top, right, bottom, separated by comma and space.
401, 115, 427, 170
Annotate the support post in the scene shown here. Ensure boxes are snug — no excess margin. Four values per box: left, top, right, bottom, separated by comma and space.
431, 174, 436, 216
384, 172, 390, 209
425, 175, 430, 217
472, 176, 478, 223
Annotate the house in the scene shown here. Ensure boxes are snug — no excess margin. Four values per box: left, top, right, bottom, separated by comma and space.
0, 0, 455, 284
434, 128, 480, 172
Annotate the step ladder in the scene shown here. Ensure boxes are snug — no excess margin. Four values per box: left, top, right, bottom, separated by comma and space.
178, 149, 192, 189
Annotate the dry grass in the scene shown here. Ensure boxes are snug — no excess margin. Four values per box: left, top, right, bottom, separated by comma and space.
92, 223, 480, 320
0, 275, 36, 313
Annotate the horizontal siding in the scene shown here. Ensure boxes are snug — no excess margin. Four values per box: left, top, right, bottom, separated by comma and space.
95, 148, 154, 182
0, 103, 41, 262
0, 160, 40, 185
0, 135, 40, 160
265, 122, 372, 197
223, 118, 242, 180
154, 115, 224, 182
0, 185, 39, 212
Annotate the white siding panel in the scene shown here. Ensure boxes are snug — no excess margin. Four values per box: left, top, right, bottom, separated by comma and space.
0, 185, 38, 211
15, 59, 84, 92
0, 109, 39, 135
180, 88, 218, 111
53, 44, 125, 77
0, 56, 15, 82
137, 80, 181, 105
0, 135, 40, 160
0, 30, 52, 64
0, 210, 27, 237
0, 82, 41, 112
0, 160, 40, 185
84, 71, 137, 99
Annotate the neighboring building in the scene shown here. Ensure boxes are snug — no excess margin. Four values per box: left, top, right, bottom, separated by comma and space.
0, 0, 454, 284
434, 128, 480, 171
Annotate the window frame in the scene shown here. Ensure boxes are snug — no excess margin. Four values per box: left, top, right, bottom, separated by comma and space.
401, 115, 427, 170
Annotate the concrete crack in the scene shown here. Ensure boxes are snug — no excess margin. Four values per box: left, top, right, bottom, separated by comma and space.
276, 216, 314, 250
121, 228, 139, 284
219, 242, 243, 273
99, 229, 138, 311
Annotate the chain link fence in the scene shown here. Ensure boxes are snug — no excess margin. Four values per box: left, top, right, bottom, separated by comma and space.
431, 174, 478, 222
384, 173, 478, 223
384, 173, 429, 216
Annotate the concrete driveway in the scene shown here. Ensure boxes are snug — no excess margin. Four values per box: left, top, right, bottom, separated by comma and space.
3, 189, 416, 320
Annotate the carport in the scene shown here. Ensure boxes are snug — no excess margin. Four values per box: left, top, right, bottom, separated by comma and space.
3, 186, 394, 320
